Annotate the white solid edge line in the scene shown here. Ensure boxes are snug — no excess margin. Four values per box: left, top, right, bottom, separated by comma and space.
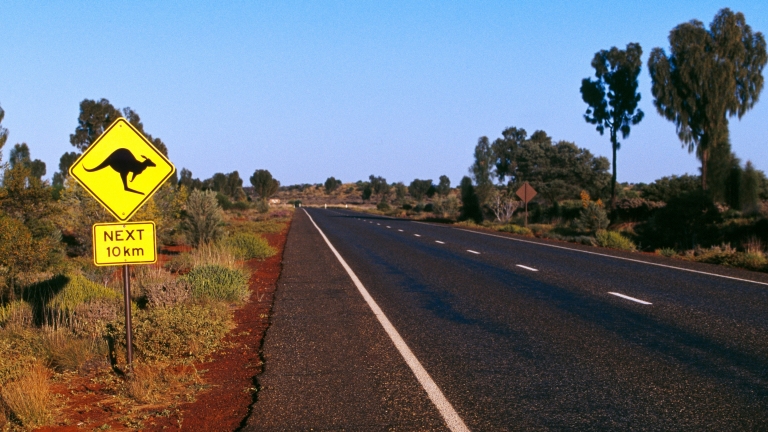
302, 210, 470, 432
516, 265, 538, 272
467, 250, 480, 254
452, 228, 768, 287
608, 292, 652, 305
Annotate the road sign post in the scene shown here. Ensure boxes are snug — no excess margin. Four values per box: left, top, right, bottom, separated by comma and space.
69, 117, 175, 369
515, 182, 537, 227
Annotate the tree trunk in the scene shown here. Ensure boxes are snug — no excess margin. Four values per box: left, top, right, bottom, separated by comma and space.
701, 148, 709, 190
611, 130, 618, 209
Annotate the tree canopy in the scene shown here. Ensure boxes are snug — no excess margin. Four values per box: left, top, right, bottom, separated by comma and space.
0, 105, 8, 162
69, 99, 169, 156
9, 143, 46, 180
250, 169, 280, 201
408, 179, 433, 202
581, 42, 644, 207
436, 175, 451, 197
324, 177, 341, 194
648, 8, 767, 190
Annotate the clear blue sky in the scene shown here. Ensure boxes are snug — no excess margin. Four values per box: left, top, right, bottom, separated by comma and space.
1, 1, 766, 186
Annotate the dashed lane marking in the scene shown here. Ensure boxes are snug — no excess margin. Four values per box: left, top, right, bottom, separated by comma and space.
467, 250, 480, 254
516, 265, 538, 272
414, 234, 421, 237
608, 292, 652, 305
449, 228, 768, 288
435, 241, 445, 244
303, 209, 470, 432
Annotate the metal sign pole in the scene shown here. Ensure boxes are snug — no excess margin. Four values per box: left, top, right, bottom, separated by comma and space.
122, 264, 133, 367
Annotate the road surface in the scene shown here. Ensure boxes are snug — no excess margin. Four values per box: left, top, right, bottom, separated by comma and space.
246, 208, 768, 430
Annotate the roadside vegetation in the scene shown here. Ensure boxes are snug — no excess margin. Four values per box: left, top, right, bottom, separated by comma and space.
0, 99, 288, 430
280, 8, 768, 275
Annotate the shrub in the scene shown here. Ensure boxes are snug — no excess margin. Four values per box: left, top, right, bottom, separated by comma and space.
181, 265, 249, 303
595, 230, 636, 251
183, 190, 224, 247
225, 233, 276, 260
498, 224, 533, 237
135, 267, 191, 308
644, 190, 721, 249
0, 301, 33, 328
71, 299, 119, 338
190, 243, 237, 269
41, 331, 103, 372
110, 303, 233, 362
0, 362, 53, 428
376, 201, 391, 211
164, 252, 194, 274
255, 200, 270, 213
577, 202, 609, 232
656, 247, 677, 257
47, 274, 119, 314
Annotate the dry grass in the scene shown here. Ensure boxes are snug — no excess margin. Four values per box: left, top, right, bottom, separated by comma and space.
0, 362, 53, 428
190, 243, 237, 269
123, 362, 201, 405
743, 236, 765, 256
41, 330, 104, 372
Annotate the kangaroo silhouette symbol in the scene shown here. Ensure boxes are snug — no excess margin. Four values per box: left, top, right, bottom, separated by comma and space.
84, 148, 156, 195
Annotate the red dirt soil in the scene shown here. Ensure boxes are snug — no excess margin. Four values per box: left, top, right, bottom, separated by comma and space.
36, 222, 289, 432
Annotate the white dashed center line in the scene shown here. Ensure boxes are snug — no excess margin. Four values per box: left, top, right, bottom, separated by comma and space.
377, 223, 380, 225
435, 241, 445, 244
467, 250, 480, 254
386, 226, 391, 228
398, 229, 404, 232
608, 292, 652, 305
414, 234, 421, 237
516, 265, 538, 272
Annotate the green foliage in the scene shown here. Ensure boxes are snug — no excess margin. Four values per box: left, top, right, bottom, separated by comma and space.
644, 191, 721, 249
324, 177, 341, 194
376, 200, 391, 211
432, 196, 459, 217
70, 100, 168, 155
224, 232, 276, 260
368, 175, 389, 201
183, 189, 224, 246
110, 303, 232, 363
0, 104, 8, 158
636, 174, 700, 202
164, 252, 194, 274
408, 179, 433, 202
250, 169, 280, 203
436, 175, 451, 197
459, 176, 482, 223
648, 8, 767, 190
9, 143, 47, 180
581, 42, 644, 205
47, 274, 119, 313
595, 230, 636, 251
576, 202, 609, 232
181, 265, 249, 303
655, 247, 677, 257
0, 215, 46, 290
740, 161, 761, 214
0, 300, 33, 327
498, 224, 533, 237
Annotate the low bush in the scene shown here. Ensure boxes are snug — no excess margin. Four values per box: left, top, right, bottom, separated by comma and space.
181, 265, 249, 303
47, 273, 120, 314
0, 362, 53, 428
41, 331, 104, 372
577, 202, 610, 232
0, 300, 33, 328
190, 243, 237, 269
224, 232, 276, 260
656, 247, 677, 257
377, 201, 391, 211
595, 230, 636, 251
184, 189, 224, 246
164, 252, 194, 274
498, 224, 533, 237
109, 303, 233, 362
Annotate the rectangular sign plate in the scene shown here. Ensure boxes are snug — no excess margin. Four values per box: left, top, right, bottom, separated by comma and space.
92, 221, 157, 266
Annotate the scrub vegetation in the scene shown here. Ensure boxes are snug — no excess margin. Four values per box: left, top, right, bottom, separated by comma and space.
0, 98, 289, 430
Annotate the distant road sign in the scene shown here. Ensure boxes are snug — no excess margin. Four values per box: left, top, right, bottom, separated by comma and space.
69, 118, 175, 222
516, 182, 537, 203
92, 221, 157, 266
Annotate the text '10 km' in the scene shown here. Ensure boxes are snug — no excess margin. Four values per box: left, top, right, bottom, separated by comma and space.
92, 221, 157, 266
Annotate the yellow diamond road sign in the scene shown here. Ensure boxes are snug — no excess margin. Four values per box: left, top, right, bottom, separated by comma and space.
69, 118, 175, 222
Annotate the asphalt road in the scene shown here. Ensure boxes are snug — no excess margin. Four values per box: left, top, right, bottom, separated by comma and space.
247, 208, 768, 431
